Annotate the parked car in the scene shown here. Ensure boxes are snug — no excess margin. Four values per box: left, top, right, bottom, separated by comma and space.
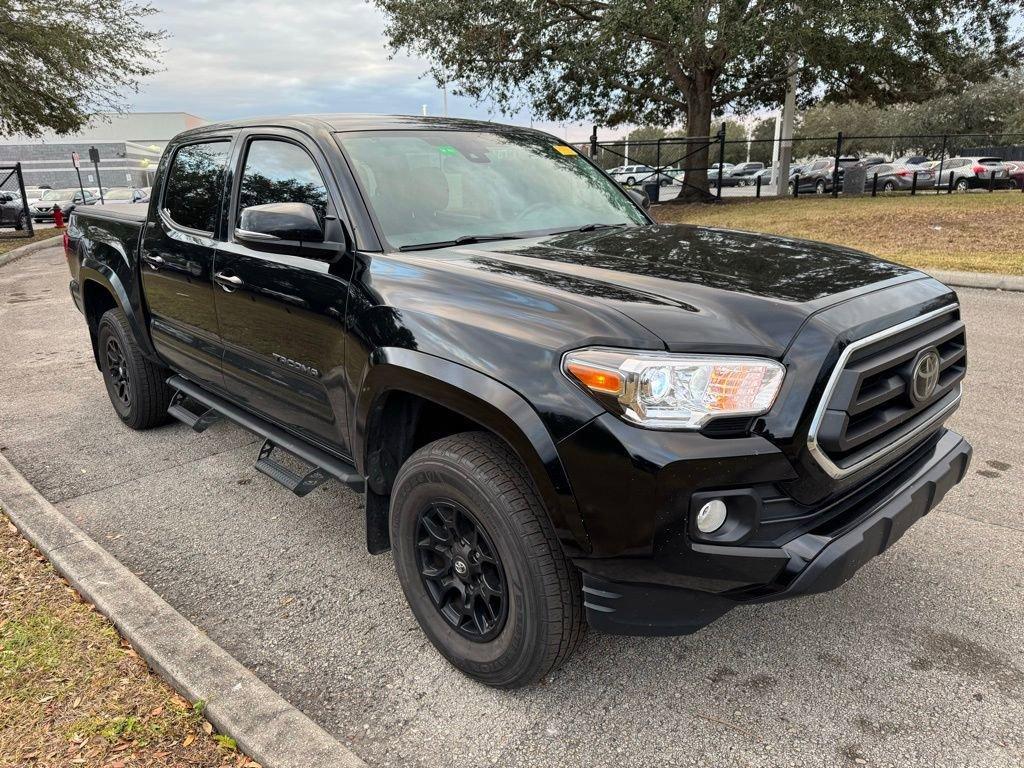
790, 157, 859, 194
0, 192, 29, 230
894, 155, 931, 166
609, 165, 658, 186
31, 188, 98, 221
719, 162, 766, 187
935, 157, 1014, 191
97, 187, 150, 204
65, 114, 971, 688
863, 163, 937, 191
1003, 160, 1024, 189
21, 186, 46, 205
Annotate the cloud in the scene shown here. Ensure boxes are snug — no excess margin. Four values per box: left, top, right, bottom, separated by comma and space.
130, 0, 621, 141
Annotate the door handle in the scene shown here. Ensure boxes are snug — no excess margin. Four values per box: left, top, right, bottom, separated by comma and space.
214, 271, 244, 292
141, 253, 164, 269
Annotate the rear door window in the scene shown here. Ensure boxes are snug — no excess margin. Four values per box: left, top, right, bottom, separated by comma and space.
163, 141, 230, 234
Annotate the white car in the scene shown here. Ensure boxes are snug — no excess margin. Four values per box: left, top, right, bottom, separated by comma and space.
935, 157, 1014, 191
608, 165, 659, 186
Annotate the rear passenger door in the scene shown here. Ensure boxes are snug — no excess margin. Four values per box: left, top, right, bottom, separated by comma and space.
212, 129, 355, 457
140, 138, 232, 389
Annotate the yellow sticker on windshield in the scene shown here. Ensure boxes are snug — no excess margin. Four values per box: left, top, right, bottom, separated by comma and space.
553, 145, 577, 155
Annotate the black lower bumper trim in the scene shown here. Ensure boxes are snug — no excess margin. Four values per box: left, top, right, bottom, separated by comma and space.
582, 430, 972, 636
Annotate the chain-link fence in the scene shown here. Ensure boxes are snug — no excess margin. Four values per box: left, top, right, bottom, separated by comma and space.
0, 164, 35, 238
574, 129, 1024, 203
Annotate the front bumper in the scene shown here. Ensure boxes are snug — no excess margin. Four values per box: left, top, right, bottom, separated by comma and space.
580, 429, 971, 635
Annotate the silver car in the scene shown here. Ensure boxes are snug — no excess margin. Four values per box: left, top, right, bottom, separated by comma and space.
935, 157, 1013, 191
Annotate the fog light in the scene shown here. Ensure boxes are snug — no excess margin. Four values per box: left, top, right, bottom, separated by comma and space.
696, 499, 728, 533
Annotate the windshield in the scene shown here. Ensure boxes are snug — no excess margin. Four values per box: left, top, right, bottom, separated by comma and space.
336, 130, 648, 249
104, 188, 133, 200
41, 189, 75, 200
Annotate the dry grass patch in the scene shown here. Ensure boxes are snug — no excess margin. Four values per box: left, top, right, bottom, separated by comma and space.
0, 513, 259, 767
0, 228, 59, 257
653, 192, 1024, 275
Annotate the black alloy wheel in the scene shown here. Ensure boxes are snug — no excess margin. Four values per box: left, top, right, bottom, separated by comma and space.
103, 336, 132, 409
416, 500, 508, 641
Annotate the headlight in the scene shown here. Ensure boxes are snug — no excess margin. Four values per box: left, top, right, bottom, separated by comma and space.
562, 348, 785, 429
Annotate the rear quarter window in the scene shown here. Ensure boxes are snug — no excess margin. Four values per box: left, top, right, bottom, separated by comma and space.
162, 141, 230, 233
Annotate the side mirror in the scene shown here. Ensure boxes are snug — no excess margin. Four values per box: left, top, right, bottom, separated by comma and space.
625, 187, 651, 211
236, 202, 324, 244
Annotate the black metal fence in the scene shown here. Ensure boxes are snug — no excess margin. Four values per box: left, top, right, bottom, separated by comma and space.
0, 163, 35, 237
574, 128, 1024, 202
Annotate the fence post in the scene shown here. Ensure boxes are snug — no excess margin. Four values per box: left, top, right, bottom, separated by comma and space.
871, 173, 878, 197
15, 162, 34, 236
656, 138, 662, 179
947, 173, 955, 194
756, 174, 762, 198
590, 125, 598, 161
716, 124, 726, 200
911, 171, 918, 195
989, 170, 996, 192
832, 131, 843, 198
935, 135, 947, 195
793, 174, 800, 197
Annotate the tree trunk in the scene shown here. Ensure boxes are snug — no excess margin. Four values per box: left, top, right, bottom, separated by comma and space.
672, 75, 716, 203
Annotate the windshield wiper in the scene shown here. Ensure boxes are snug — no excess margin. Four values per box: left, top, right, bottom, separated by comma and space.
548, 222, 630, 235
399, 234, 522, 252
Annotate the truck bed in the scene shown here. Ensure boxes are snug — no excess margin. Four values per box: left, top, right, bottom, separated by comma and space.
74, 202, 149, 224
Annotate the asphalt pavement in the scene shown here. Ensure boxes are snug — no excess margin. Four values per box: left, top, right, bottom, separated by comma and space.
1, 246, 1021, 768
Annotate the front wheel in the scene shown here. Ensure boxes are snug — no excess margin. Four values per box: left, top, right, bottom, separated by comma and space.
625, 176, 636, 186
390, 432, 584, 688
97, 309, 173, 429
15, 212, 27, 230
815, 179, 827, 195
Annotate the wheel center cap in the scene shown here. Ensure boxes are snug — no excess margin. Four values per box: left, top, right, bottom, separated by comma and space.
453, 559, 468, 576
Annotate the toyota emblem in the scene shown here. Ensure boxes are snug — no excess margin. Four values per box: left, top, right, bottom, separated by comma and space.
910, 348, 940, 404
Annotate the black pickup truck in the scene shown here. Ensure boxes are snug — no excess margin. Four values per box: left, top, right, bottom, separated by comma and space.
65, 115, 971, 688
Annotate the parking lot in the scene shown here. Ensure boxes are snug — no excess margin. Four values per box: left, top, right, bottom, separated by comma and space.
1, 245, 1022, 768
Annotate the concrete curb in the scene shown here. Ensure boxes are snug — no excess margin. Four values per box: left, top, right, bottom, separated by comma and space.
928, 269, 1024, 292
0, 234, 63, 269
0, 453, 366, 768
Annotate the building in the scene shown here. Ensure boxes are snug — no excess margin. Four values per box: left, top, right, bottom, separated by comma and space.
0, 112, 208, 190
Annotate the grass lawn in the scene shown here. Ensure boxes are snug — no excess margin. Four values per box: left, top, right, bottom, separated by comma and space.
0, 228, 60, 257
0, 513, 259, 767
652, 192, 1024, 275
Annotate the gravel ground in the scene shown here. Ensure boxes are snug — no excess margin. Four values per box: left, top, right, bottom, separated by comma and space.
1, 246, 1021, 768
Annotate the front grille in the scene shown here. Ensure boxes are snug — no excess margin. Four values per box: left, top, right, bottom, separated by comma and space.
808, 304, 965, 478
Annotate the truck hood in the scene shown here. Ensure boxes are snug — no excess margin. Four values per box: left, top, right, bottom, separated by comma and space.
449, 223, 921, 356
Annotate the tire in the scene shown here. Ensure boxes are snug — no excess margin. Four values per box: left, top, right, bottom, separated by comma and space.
815, 179, 827, 195
390, 432, 584, 688
15, 212, 26, 231
96, 309, 173, 429
660, 178, 670, 187
955, 177, 970, 192
883, 180, 896, 192
625, 176, 636, 186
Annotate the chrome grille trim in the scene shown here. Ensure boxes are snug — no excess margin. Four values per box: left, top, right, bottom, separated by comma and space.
807, 304, 962, 479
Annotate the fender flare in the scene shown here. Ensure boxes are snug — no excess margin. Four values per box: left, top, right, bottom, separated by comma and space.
79, 249, 157, 360
354, 347, 591, 556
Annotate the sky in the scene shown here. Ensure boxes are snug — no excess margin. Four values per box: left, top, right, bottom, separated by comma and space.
129, 0, 615, 141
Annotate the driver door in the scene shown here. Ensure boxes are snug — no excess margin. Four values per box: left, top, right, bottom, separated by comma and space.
212, 129, 356, 458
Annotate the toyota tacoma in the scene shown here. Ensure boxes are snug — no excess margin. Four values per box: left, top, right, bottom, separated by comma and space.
64, 115, 971, 688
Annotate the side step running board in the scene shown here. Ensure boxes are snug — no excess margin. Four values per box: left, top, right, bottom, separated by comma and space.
255, 439, 329, 497
168, 390, 221, 432
166, 375, 364, 494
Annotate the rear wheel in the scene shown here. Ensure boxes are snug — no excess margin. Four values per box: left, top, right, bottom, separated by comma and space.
390, 432, 584, 688
883, 180, 896, 192
97, 309, 173, 429
955, 177, 970, 192
625, 176, 636, 186
14, 211, 26, 230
